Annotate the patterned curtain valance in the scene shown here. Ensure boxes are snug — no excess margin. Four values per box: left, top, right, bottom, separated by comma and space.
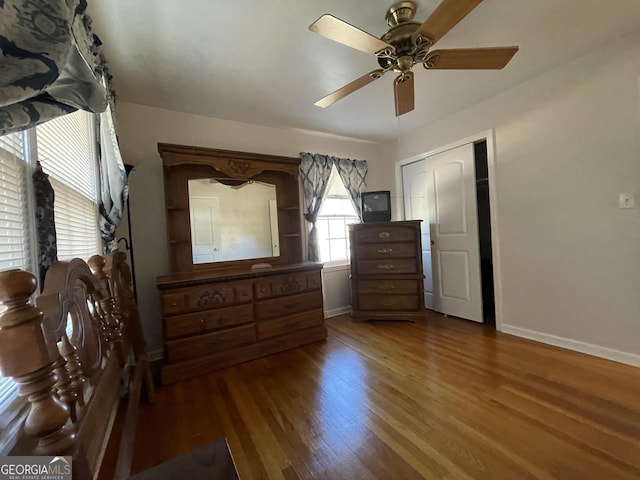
0, 0, 109, 135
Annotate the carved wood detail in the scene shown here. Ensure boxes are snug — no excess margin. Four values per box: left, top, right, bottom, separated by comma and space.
0, 255, 155, 478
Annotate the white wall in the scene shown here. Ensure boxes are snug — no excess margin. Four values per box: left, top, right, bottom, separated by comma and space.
114, 104, 394, 353
396, 31, 640, 363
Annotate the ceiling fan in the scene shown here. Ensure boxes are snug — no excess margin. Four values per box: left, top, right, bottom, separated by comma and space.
308, 0, 519, 116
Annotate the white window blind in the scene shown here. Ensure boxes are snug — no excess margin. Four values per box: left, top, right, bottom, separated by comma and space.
0, 132, 28, 415
36, 110, 100, 260
0, 132, 31, 271
316, 167, 358, 264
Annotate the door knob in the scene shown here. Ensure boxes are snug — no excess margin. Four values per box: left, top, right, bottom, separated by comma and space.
430, 240, 435, 246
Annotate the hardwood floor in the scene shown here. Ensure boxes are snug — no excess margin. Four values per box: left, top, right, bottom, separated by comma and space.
130, 313, 640, 479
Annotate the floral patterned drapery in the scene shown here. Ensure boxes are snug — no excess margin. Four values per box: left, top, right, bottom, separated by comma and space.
300, 153, 334, 262
98, 102, 128, 253
300, 152, 368, 261
0, 0, 108, 135
1, 0, 129, 255
333, 157, 368, 221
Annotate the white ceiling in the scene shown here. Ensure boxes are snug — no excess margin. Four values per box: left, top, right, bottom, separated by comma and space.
88, 0, 640, 142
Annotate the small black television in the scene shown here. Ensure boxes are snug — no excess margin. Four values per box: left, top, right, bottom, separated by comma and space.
361, 190, 391, 223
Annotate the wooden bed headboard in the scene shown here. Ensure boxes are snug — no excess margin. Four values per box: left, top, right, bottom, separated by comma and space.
0, 253, 154, 479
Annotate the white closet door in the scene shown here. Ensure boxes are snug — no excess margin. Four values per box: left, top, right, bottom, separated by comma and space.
402, 143, 483, 322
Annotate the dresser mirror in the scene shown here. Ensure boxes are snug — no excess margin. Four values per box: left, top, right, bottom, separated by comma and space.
188, 178, 280, 264
158, 143, 304, 273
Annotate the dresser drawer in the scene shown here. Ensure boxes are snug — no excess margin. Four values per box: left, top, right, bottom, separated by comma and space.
356, 258, 418, 275
357, 279, 419, 295
255, 290, 323, 320
161, 292, 188, 316
257, 310, 324, 340
354, 242, 416, 260
164, 303, 254, 339
352, 225, 417, 244
255, 270, 321, 299
255, 273, 307, 299
306, 270, 322, 290
162, 281, 253, 315
165, 324, 256, 363
358, 294, 419, 311
187, 283, 253, 310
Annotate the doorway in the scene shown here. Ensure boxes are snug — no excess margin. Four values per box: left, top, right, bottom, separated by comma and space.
401, 138, 496, 326
473, 140, 496, 326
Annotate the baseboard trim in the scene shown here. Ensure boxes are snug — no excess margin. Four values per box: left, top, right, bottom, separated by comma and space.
324, 306, 352, 318
500, 324, 640, 367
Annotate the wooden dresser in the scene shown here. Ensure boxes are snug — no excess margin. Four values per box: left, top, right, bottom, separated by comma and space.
158, 263, 325, 384
156, 144, 326, 384
349, 220, 425, 321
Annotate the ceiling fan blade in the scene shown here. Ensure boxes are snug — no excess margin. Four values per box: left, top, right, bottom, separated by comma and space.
415, 0, 483, 44
315, 69, 386, 108
394, 72, 414, 116
309, 14, 394, 56
423, 47, 519, 69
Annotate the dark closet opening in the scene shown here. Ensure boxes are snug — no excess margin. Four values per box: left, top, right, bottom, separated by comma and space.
474, 140, 496, 326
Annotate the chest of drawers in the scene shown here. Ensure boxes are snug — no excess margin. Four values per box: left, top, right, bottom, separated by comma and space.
348, 221, 424, 321
157, 262, 326, 383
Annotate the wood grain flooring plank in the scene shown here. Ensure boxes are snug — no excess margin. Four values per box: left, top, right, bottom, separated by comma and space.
128, 313, 640, 479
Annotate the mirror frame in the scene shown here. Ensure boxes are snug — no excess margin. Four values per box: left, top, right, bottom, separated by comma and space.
158, 143, 303, 274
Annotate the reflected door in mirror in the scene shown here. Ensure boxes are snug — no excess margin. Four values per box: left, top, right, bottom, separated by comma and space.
188, 179, 280, 264
190, 196, 220, 263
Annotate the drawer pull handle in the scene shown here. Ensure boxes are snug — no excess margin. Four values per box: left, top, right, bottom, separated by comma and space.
381, 301, 396, 307
378, 232, 391, 239
377, 248, 393, 254
377, 264, 395, 270
378, 285, 395, 291
260, 288, 267, 293
199, 318, 209, 329
171, 302, 177, 307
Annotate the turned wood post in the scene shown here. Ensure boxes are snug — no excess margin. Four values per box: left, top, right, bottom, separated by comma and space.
112, 252, 156, 402
0, 269, 73, 455
88, 255, 126, 365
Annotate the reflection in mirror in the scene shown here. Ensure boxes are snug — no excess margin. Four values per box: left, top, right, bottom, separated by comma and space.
188, 178, 280, 264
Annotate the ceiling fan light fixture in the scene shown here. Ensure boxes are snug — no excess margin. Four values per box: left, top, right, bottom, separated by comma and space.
395, 55, 414, 73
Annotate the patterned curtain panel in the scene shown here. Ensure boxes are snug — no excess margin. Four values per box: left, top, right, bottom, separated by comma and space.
1, 1, 130, 254
300, 153, 334, 262
98, 103, 128, 253
0, 0, 108, 136
333, 158, 368, 221
32, 161, 57, 290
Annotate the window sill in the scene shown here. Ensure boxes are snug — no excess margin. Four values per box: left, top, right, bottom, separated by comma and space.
321, 262, 350, 273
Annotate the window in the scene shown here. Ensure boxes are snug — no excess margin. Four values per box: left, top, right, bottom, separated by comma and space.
0, 111, 101, 411
0, 132, 34, 272
36, 111, 100, 260
316, 167, 359, 264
